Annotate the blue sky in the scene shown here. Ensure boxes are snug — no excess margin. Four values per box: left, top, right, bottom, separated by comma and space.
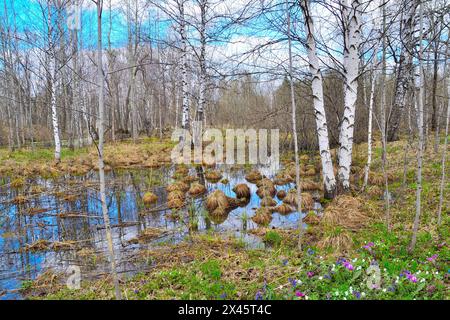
0, 0, 172, 50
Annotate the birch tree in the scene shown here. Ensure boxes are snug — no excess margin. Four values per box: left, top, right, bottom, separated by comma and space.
286, 0, 303, 249
409, 0, 425, 253
300, 0, 337, 199
93, 0, 121, 299
337, 0, 362, 192
179, 0, 190, 131
387, 0, 419, 142
47, 1, 61, 162
362, 53, 378, 190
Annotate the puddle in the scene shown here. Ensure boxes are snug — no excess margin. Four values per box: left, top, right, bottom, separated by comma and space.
0, 164, 322, 299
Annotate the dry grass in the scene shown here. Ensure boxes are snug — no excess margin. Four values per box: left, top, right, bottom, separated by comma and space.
132, 228, 165, 243
205, 190, 229, 212
282, 189, 314, 210
256, 179, 276, 198
260, 197, 277, 207
276, 190, 287, 200
303, 212, 321, 225
188, 182, 207, 197
167, 190, 186, 209
301, 180, 322, 191
166, 181, 189, 193
251, 208, 272, 226
25, 239, 51, 252
317, 231, 353, 254
167, 198, 184, 209
274, 203, 294, 215
13, 195, 27, 204
205, 170, 222, 182
232, 183, 251, 199
183, 175, 198, 184
209, 207, 230, 224
245, 170, 263, 183
273, 173, 294, 185
321, 195, 368, 232
143, 192, 158, 205
10, 177, 25, 188
52, 241, 77, 251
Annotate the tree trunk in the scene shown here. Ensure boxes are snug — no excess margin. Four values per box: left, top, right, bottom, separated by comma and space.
301, 0, 336, 199
409, 1, 424, 253
337, 0, 362, 192
180, 0, 190, 132
287, 1, 303, 250
387, 0, 419, 142
95, 0, 121, 299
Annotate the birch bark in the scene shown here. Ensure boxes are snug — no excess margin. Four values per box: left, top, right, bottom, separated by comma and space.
300, 0, 336, 198
337, 0, 362, 191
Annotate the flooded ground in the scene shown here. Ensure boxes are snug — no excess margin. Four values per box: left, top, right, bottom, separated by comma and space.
0, 164, 322, 299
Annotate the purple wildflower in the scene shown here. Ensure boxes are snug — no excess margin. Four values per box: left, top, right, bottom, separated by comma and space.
255, 290, 263, 300
363, 242, 375, 250
307, 248, 315, 255
426, 254, 438, 262
343, 261, 354, 271
401, 270, 418, 283
288, 278, 297, 288
282, 259, 289, 266
295, 291, 305, 298
353, 291, 361, 299
220, 293, 227, 299
307, 271, 315, 278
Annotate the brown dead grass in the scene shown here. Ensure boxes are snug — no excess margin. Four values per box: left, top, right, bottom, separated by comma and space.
205, 190, 229, 212
321, 195, 368, 232
143, 192, 158, 205
232, 184, 251, 199
188, 182, 207, 197
251, 208, 273, 226
245, 170, 263, 183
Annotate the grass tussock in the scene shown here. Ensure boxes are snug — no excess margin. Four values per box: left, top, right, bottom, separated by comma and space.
142, 192, 158, 205
251, 208, 272, 226
245, 170, 263, 183
232, 183, 251, 199
321, 195, 368, 232
205, 190, 229, 212
188, 182, 207, 197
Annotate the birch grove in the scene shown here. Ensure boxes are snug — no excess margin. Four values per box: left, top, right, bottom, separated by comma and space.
0, 0, 448, 264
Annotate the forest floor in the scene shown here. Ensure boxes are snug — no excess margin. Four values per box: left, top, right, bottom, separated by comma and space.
5, 135, 449, 300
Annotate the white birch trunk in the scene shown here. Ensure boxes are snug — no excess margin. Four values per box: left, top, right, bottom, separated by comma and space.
301, 0, 337, 198
409, 1, 424, 252
180, 0, 190, 131
95, 0, 121, 299
338, 0, 362, 191
287, 1, 303, 249
50, 61, 61, 162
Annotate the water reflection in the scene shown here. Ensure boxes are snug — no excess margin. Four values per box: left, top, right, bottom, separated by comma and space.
0, 164, 320, 299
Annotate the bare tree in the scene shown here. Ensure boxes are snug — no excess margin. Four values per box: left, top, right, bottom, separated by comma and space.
287, 0, 303, 249
387, 0, 419, 142
409, 0, 425, 253
93, 0, 122, 299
